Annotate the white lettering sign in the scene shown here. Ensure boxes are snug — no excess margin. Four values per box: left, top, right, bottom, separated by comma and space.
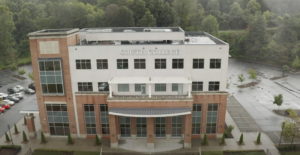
121, 50, 179, 55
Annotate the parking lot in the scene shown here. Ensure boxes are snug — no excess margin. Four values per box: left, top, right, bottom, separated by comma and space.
0, 65, 37, 138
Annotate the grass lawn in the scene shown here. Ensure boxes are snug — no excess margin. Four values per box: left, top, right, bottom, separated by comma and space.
283, 152, 300, 155
74, 151, 100, 155
202, 151, 223, 155
31, 149, 100, 155
224, 150, 266, 155
18, 56, 31, 65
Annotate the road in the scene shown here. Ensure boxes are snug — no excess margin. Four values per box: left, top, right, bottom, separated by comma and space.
0, 65, 37, 138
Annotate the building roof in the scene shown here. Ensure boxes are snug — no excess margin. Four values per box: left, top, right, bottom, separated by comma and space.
109, 107, 191, 117
28, 28, 79, 38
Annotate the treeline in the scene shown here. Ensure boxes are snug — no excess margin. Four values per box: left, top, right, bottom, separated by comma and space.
1, 0, 300, 69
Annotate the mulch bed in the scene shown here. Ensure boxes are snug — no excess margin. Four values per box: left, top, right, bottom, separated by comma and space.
225, 124, 234, 139
273, 110, 300, 117
21, 140, 29, 144
270, 75, 288, 80
237, 82, 259, 88
0, 149, 20, 155
11, 75, 26, 80
254, 141, 262, 145
236, 141, 245, 145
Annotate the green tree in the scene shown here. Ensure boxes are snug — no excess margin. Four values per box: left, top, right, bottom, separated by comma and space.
68, 133, 73, 144
282, 117, 300, 146
238, 74, 245, 85
201, 15, 219, 36
190, 3, 205, 31
292, 56, 300, 70
206, 0, 220, 17
23, 131, 28, 142
115, 6, 134, 27
243, 0, 261, 24
10, 63, 17, 74
137, 11, 156, 27
130, 0, 147, 24
227, 125, 235, 133
248, 69, 257, 82
5, 132, 10, 142
103, 4, 119, 27
256, 132, 261, 144
239, 133, 243, 144
173, 0, 197, 29
95, 135, 100, 145
159, 2, 174, 27
221, 132, 225, 144
282, 65, 289, 76
28, 71, 34, 82
14, 124, 19, 134
202, 134, 208, 145
41, 132, 46, 143
229, 2, 244, 29
18, 67, 26, 77
273, 94, 283, 110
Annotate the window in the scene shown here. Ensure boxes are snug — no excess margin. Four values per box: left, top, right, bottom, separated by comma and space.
136, 118, 147, 137
84, 105, 96, 135
46, 104, 69, 136
100, 104, 109, 135
155, 84, 166, 92
117, 59, 128, 69
210, 59, 221, 69
172, 84, 178, 91
172, 59, 184, 69
171, 116, 182, 137
192, 104, 202, 134
193, 59, 204, 69
39, 59, 64, 95
118, 84, 129, 92
206, 104, 218, 134
97, 59, 108, 69
192, 82, 203, 91
135, 84, 145, 92
39, 41, 59, 54
78, 82, 93, 92
120, 117, 131, 137
76, 59, 91, 69
155, 59, 166, 69
209, 82, 220, 91
155, 117, 166, 137
98, 82, 109, 91
134, 59, 146, 69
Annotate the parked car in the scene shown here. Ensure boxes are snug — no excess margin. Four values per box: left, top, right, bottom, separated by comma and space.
28, 83, 35, 91
0, 93, 8, 99
24, 88, 35, 94
99, 82, 109, 91
15, 85, 24, 91
0, 102, 10, 109
7, 87, 20, 94
0, 82, 2, 87
0, 106, 5, 113
2, 100, 14, 106
6, 95, 19, 103
12, 92, 24, 99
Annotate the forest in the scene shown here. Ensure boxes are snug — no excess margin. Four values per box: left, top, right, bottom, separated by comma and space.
1, 0, 300, 70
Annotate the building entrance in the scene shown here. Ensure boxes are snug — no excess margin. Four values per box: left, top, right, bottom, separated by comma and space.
171, 116, 182, 137
155, 117, 166, 137
136, 118, 147, 137
120, 117, 131, 137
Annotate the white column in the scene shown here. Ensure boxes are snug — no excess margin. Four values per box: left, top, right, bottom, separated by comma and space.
109, 84, 112, 98
149, 84, 151, 98
188, 84, 191, 97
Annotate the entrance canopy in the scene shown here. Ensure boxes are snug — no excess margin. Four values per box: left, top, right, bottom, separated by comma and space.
19, 101, 39, 114
108, 77, 191, 84
109, 107, 191, 117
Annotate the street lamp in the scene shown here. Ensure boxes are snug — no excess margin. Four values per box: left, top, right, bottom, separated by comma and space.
7, 125, 14, 149
279, 122, 285, 147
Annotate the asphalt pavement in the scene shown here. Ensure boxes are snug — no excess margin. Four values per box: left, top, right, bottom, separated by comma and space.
0, 65, 36, 138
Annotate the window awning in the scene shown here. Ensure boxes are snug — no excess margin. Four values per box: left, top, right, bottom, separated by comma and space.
108, 77, 150, 84
109, 107, 191, 117
108, 77, 191, 84
150, 77, 191, 84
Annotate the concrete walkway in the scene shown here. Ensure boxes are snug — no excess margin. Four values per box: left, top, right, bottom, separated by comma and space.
0, 112, 280, 155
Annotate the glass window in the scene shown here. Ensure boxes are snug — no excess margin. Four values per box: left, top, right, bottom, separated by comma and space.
192, 82, 203, 91
155, 84, 166, 92
171, 116, 182, 137
98, 82, 109, 91
206, 104, 218, 134
155, 117, 166, 137
135, 84, 146, 92
78, 82, 93, 92
136, 118, 147, 137
192, 104, 202, 134
84, 105, 96, 135
76, 59, 91, 69
120, 116, 131, 137
172, 59, 184, 69
172, 84, 178, 91
210, 59, 221, 69
97, 59, 108, 69
39, 60, 64, 95
118, 84, 129, 92
117, 59, 128, 69
46, 104, 69, 136
209, 82, 220, 91
134, 59, 146, 69
100, 104, 109, 135
155, 59, 166, 69
193, 59, 204, 69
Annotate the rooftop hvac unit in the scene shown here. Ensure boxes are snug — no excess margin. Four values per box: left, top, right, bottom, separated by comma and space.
87, 29, 112, 33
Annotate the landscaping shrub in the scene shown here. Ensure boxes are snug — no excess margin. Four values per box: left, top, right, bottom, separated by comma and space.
239, 133, 243, 144
203, 134, 208, 145
286, 108, 293, 114
14, 124, 19, 134
227, 125, 234, 133
224, 130, 227, 137
24, 117, 26, 125
221, 133, 225, 144
5, 132, 10, 142
41, 132, 46, 143
68, 133, 73, 144
256, 132, 261, 144
23, 131, 28, 142
95, 135, 100, 145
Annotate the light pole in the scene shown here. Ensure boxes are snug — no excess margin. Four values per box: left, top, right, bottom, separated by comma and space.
279, 122, 285, 147
7, 125, 14, 149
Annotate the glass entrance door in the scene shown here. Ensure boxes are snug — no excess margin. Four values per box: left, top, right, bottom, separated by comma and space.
120, 117, 131, 137
136, 118, 147, 137
141, 85, 146, 95
155, 117, 166, 137
171, 116, 182, 137
178, 84, 183, 95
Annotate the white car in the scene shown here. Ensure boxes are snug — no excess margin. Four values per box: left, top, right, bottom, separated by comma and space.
15, 85, 24, 91
13, 92, 24, 99
0, 93, 8, 99
24, 88, 35, 94
2, 99, 14, 106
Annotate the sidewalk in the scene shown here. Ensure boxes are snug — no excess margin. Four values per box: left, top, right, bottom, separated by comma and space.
0, 111, 280, 154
